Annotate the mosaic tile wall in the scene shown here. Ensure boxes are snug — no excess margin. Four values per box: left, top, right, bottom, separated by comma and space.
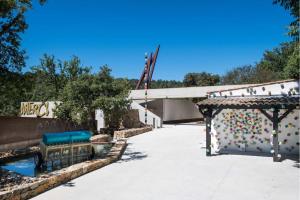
211, 109, 300, 154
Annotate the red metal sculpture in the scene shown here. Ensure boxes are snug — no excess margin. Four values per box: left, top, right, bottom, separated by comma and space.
135, 45, 160, 89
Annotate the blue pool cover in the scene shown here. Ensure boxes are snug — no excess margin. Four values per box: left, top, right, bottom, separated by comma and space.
42, 130, 92, 145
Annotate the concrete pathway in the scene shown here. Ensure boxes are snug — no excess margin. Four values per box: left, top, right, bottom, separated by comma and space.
34, 124, 299, 200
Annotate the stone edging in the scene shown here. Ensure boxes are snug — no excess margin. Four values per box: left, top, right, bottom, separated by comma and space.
113, 126, 153, 140
0, 140, 127, 200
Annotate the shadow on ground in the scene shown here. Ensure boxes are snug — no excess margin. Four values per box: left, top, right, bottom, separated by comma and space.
63, 181, 76, 187
118, 143, 147, 163
280, 155, 300, 168
208, 150, 300, 168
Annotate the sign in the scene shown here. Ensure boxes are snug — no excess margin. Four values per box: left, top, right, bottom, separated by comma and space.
20, 101, 59, 118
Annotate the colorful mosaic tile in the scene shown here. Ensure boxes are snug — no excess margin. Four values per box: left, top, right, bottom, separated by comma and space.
211, 109, 300, 154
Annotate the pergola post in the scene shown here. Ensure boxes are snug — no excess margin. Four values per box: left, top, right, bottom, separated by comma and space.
206, 108, 212, 156
272, 108, 279, 162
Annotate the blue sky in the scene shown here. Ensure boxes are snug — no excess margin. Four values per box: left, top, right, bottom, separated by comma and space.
23, 0, 292, 80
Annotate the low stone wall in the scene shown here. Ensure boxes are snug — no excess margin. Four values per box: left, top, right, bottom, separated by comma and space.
90, 134, 111, 143
113, 126, 153, 140
0, 140, 127, 200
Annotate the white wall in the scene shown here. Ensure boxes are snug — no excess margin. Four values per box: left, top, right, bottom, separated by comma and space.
208, 80, 300, 155
129, 84, 256, 100
147, 99, 164, 119
211, 109, 300, 155
209, 80, 299, 97
163, 99, 202, 122
131, 101, 162, 128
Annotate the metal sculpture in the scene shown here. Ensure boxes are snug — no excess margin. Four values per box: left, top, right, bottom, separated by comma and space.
135, 45, 160, 90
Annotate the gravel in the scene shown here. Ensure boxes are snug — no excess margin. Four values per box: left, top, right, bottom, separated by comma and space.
0, 168, 35, 192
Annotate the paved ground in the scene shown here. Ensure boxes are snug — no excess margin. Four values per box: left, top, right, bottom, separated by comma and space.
34, 124, 299, 200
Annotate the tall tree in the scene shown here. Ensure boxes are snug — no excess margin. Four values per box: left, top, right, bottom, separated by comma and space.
222, 65, 256, 85
222, 65, 279, 85
60, 56, 90, 82
0, 0, 45, 72
272, 0, 299, 79
55, 65, 130, 131
273, 0, 299, 41
256, 42, 296, 79
183, 72, 220, 87
30, 55, 91, 101
31, 54, 63, 101
284, 44, 300, 78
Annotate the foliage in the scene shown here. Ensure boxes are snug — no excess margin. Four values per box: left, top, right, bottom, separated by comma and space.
0, 67, 36, 116
221, 65, 279, 85
257, 41, 299, 80
273, 0, 299, 41
30, 54, 91, 101
0, 0, 46, 116
150, 79, 183, 88
60, 56, 90, 82
30, 55, 62, 101
222, 65, 256, 85
127, 78, 183, 89
55, 65, 131, 130
222, 41, 299, 84
93, 66, 131, 129
0, 69, 22, 115
284, 44, 300, 79
256, 42, 296, 78
0, 0, 45, 72
183, 72, 220, 87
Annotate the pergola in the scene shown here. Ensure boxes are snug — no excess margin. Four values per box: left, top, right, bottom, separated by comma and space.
197, 96, 300, 162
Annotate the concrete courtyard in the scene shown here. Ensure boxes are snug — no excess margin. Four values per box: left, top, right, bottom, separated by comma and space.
33, 124, 299, 200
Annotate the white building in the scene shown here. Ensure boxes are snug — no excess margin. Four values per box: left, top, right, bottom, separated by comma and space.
130, 84, 255, 126
197, 79, 300, 162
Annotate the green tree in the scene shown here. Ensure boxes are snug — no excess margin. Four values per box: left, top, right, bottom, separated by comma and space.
256, 42, 299, 80
0, 68, 36, 116
222, 65, 256, 85
150, 79, 183, 88
221, 65, 279, 85
256, 42, 296, 79
284, 44, 300, 79
31, 54, 64, 101
55, 65, 130, 131
127, 78, 183, 89
60, 56, 90, 82
271, 0, 299, 79
273, 0, 299, 41
0, 69, 22, 115
30, 55, 90, 101
0, 0, 46, 116
183, 72, 220, 87
0, 0, 45, 72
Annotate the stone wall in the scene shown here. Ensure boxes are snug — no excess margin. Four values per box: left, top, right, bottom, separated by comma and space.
0, 140, 127, 200
113, 126, 153, 140
90, 134, 111, 143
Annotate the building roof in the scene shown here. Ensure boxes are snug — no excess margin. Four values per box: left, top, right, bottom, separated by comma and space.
207, 79, 296, 94
129, 84, 257, 100
197, 96, 300, 109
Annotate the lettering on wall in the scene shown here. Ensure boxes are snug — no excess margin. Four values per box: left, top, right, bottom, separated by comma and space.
20, 101, 59, 118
